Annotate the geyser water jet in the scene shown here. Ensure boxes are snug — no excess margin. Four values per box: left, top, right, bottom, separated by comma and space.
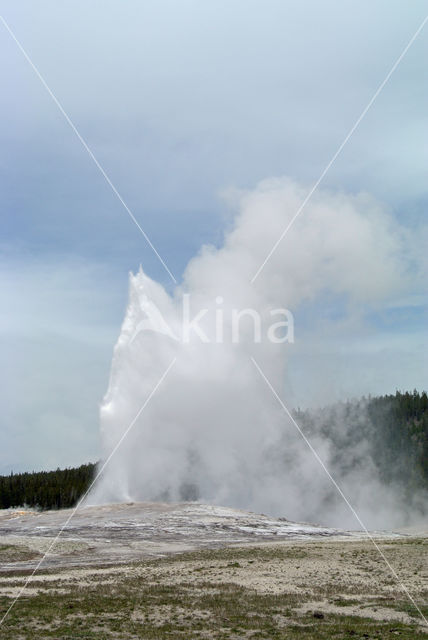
89, 177, 418, 528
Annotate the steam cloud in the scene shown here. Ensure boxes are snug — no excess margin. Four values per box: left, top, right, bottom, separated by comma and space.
89, 177, 423, 529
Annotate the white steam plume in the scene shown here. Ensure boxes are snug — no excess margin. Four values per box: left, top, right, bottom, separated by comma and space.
89, 177, 422, 529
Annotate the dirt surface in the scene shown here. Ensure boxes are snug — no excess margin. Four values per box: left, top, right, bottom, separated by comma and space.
0, 504, 427, 638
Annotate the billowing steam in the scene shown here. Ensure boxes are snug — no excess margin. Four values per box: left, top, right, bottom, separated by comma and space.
89, 177, 422, 529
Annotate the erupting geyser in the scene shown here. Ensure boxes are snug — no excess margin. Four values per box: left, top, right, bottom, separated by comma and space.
88, 178, 414, 528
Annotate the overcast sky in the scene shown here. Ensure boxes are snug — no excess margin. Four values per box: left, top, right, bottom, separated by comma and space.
1, 0, 427, 473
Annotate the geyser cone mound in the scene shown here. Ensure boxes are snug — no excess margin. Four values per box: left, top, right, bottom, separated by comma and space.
0, 501, 384, 571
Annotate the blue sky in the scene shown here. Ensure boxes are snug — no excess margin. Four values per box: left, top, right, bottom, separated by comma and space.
0, 0, 427, 473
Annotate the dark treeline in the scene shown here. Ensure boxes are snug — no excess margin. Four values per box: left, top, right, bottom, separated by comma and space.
296, 390, 428, 497
0, 391, 427, 511
0, 462, 95, 510
366, 390, 428, 490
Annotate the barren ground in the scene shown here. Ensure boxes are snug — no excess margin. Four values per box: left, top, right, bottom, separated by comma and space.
0, 503, 426, 639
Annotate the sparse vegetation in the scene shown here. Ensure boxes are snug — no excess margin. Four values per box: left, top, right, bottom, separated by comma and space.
0, 539, 427, 638
0, 545, 40, 563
